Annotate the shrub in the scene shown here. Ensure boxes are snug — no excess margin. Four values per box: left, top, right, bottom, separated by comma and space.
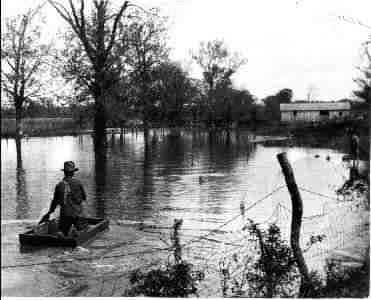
306, 255, 370, 298
219, 222, 300, 297
124, 219, 204, 297
125, 261, 204, 297
245, 223, 300, 297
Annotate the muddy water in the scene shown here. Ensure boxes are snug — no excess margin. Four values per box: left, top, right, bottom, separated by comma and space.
1, 129, 358, 296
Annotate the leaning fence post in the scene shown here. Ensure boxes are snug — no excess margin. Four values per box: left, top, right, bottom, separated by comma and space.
172, 219, 183, 264
277, 152, 311, 296
240, 200, 245, 229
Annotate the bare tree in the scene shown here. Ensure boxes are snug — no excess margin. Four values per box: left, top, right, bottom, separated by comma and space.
191, 39, 246, 125
48, 0, 130, 144
354, 37, 371, 103
306, 84, 319, 102
1, 5, 52, 138
334, 16, 370, 103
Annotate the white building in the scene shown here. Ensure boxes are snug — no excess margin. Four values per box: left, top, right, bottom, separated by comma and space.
280, 102, 351, 123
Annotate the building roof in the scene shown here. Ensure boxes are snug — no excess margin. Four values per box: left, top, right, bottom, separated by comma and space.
280, 102, 351, 111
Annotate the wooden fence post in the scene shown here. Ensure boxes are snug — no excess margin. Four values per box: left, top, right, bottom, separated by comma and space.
277, 152, 311, 296
240, 200, 245, 229
172, 219, 183, 264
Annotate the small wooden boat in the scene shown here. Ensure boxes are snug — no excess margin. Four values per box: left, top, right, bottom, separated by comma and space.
19, 217, 109, 247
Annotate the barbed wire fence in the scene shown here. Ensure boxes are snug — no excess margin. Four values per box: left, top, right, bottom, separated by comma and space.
175, 170, 369, 296
2, 154, 369, 297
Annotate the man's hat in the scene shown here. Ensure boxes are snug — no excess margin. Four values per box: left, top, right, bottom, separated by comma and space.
61, 161, 79, 172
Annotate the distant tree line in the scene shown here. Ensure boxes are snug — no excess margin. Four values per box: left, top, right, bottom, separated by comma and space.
1, 101, 72, 118
1, 1, 369, 142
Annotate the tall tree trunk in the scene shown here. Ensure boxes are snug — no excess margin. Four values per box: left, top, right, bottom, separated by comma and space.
15, 135, 22, 169
93, 92, 107, 148
266, 276, 274, 298
15, 105, 23, 138
141, 79, 150, 135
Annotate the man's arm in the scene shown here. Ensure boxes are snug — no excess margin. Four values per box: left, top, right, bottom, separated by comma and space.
40, 184, 62, 223
80, 182, 87, 202
49, 184, 63, 213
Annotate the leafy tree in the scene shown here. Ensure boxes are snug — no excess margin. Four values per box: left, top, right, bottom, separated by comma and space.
191, 39, 246, 125
48, 0, 131, 145
229, 88, 256, 124
211, 87, 255, 126
1, 5, 52, 137
263, 88, 293, 122
276, 88, 293, 103
152, 61, 197, 125
122, 7, 169, 129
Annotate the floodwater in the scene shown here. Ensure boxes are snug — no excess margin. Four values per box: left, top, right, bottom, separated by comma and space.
1, 129, 368, 296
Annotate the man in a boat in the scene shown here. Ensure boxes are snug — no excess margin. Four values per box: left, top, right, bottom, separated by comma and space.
41, 161, 87, 236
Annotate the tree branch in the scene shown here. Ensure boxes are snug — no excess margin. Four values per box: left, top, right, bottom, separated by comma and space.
68, 0, 81, 29
105, 1, 129, 60
77, 0, 95, 63
24, 58, 43, 85
24, 84, 42, 99
48, 0, 77, 32
5, 58, 17, 72
1, 71, 17, 97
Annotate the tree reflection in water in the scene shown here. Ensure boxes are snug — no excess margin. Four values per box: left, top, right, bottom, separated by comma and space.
94, 136, 107, 218
2, 129, 350, 225
140, 131, 155, 220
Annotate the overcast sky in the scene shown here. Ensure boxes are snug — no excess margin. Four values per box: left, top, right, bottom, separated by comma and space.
2, 0, 371, 101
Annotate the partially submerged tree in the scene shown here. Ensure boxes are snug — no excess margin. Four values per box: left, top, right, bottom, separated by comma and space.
228, 88, 256, 125
122, 7, 169, 130
1, 5, 52, 138
59, 27, 132, 129
153, 61, 197, 125
48, 0, 131, 145
191, 39, 246, 125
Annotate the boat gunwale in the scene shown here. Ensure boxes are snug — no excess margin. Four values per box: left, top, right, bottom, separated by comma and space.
19, 217, 109, 247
